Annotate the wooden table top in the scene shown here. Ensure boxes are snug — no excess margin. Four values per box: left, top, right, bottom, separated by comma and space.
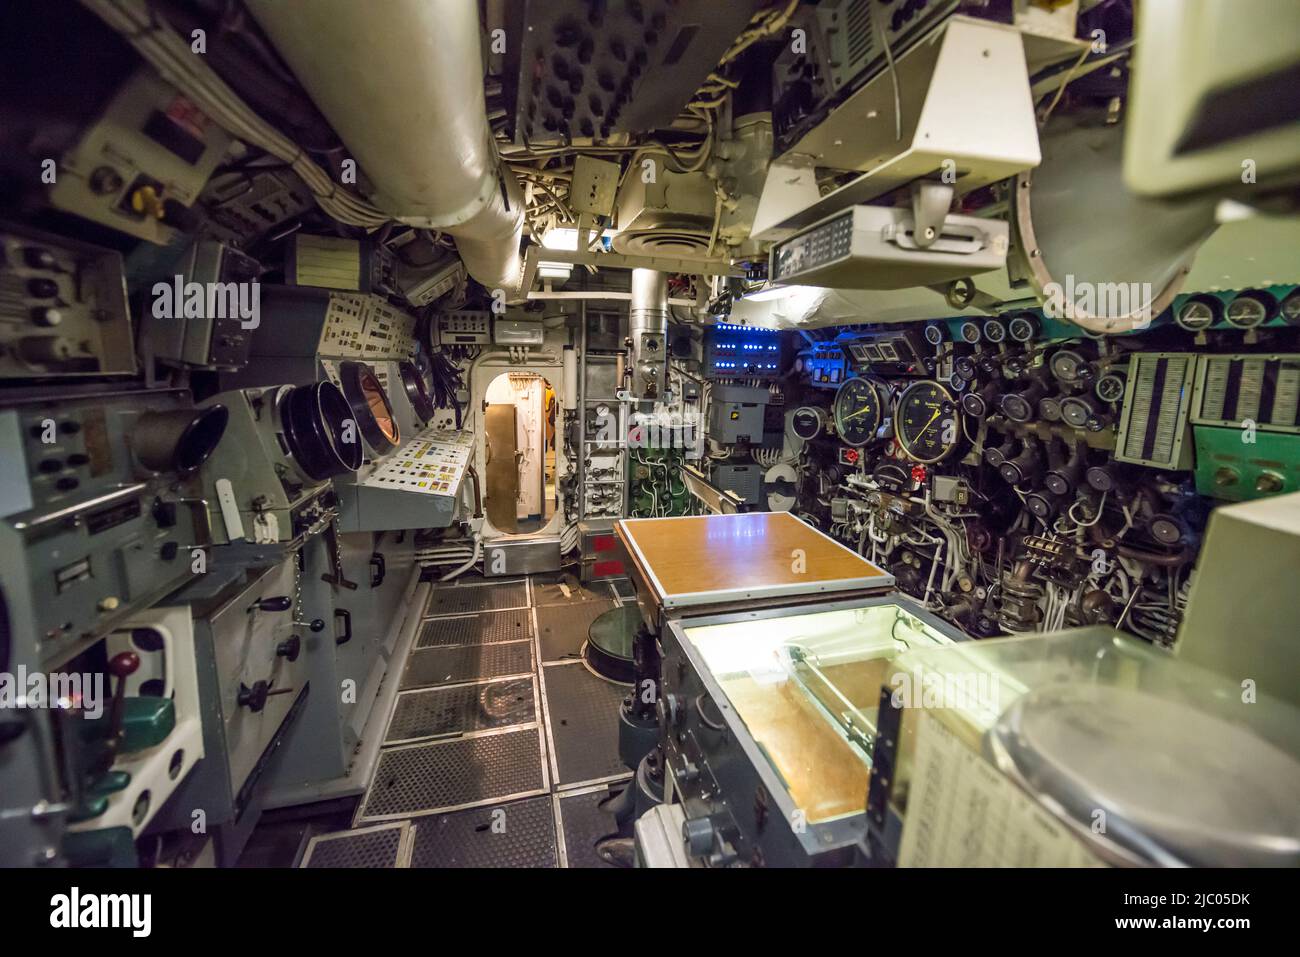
616, 512, 891, 610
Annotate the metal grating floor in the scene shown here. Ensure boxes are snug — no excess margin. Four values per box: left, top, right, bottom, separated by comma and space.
400, 640, 533, 690
425, 580, 529, 616
386, 678, 535, 744
358, 726, 546, 823
416, 609, 531, 648
409, 796, 557, 868
543, 662, 629, 785
300, 822, 410, 868
537, 599, 616, 661
318, 569, 645, 868
558, 786, 625, 869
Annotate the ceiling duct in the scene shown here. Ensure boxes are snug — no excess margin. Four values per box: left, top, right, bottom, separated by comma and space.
612, 157, 716, 259
244, 0, 525, 297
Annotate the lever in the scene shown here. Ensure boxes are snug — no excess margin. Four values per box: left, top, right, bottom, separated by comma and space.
237, 681, 294, 713
249, 595, 292, 613
292, 617, 325, 632
107, 652, 140, 749
276, 636, 302, 662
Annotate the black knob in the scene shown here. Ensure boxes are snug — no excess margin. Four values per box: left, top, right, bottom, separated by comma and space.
984, 433, 1017, 467
1044, 444, 1085, 497
1000, 379, 1048, 423
26, 278, 59, 299
237, 681, 270, 713
1060, 394, 1102, 430
276, 636, 302, 663
1086, 464, 1121, 493
37, 457, 63, 473
962, 380, 1001, 418
152, 498, 178, 528
999, 440, 1043, 485
1024, 490, 1058, 522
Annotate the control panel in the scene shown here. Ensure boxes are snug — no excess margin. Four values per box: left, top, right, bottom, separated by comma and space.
704, 323, 783, 379
803, 343, 848, 388
0, 390, 216, 665
1, 223, 136, 378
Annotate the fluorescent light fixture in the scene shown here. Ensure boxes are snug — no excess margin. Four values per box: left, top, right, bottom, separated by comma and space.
743, 283, 816, 302
541, 227, 580, 251
538, 227, 578, 280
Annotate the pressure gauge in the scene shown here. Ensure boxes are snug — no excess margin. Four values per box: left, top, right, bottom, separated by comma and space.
1049, 348, 1091, 384
1008, 313, 1039, 343
1175, 296, 1218, 331
983, 319, 1007, 344
959, 320, 982, 344
924, 322, 946, 345
832, 377, 883, 447
1225, 291, 1273, 329
895, 380, 960, 464
1095, 370, 1127, 403
1280, 288, 1300, 327
790, 406, 827, 441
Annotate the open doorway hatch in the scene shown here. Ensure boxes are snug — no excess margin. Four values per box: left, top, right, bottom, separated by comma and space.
483, 372, 557, 534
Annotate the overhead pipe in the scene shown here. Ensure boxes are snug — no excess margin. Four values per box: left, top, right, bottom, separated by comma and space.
245, 0, 526, 297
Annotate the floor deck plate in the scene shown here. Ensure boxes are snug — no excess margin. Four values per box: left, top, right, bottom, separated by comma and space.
358, 727, 546, 822
409, 796, 557, 868
386, 678, 536, 744
536, 599, 616, 661
416, 609, 531, 648
425, 580, 529, 616
400, 640, 533, 690
558, 785, 625, 869
299, 822, 411, 868
543, 662, 629, 786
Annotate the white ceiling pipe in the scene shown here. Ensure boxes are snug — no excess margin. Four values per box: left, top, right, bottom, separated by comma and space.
245, 0, 525, 297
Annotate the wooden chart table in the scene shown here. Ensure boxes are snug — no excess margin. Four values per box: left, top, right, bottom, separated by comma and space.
615, 511, 894, 623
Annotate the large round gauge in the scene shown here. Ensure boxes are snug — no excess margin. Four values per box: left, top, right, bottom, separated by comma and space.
895, 380, 961, 464
983, 318, 1007, 344
1225, 292, 1272, 329
833, 377, 883, 447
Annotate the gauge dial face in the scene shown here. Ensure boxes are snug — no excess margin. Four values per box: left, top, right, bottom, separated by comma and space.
924, 323, 946, 345
1095, 372, 1126, 403
1225, 295, 1268, 329
959, 321, 982, 344
791, 406, 825, 441
1008, 314, 1038, 342
895, 380, 960, 464
1281, 289, 1300, 327
1176, 298, 1216, 331
983, 319, 1007, 343
833, 377, 882, 447
1049, 348, 1088, 383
